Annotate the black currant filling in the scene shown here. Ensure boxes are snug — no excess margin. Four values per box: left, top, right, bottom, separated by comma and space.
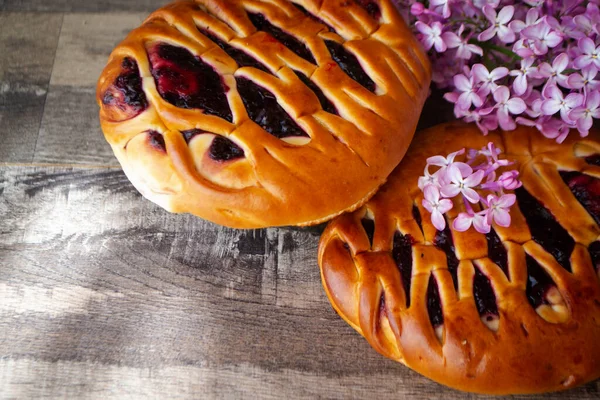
525, 254, 554, 308
392, 231, 413, 307
181, 128, 202, 143
515, 187, 575, 273
361, 217, 375, 246
294, 71, 338, 114
427, 275, 444, 328
180, 129, 244, 162
148, 43, 232, 122
585, 154, 600, 166
325, 40, 376, 93
412, 204, 423, 233
589, 241, 600, 273
248, 13, 316, 64
486, 229, 509, 278
235, 77, 308, 139
102, 57, 148, 117
434, 225, 459, 290
199, 28, 270, 73
209, 136, 245, 161
148, 130, 166, 152
354, 0, 381, 19
559, 170, 600, 226
473, 267, 499, 318
292, 3, 337, 33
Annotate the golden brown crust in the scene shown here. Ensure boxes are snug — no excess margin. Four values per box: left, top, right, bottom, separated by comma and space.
318, 122, 600, 394
96, 0, 431, 228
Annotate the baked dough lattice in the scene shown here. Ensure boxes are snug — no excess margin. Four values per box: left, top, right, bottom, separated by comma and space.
318, 122, 600, 394
96, 0, 430, 228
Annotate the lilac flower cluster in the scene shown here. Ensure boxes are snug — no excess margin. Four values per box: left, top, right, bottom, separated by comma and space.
418, 142, 522, 233
394, 0, 600, 141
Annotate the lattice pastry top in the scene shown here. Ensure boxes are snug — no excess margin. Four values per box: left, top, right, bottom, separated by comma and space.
96, 0, 430, 228
318, 122, 600, 394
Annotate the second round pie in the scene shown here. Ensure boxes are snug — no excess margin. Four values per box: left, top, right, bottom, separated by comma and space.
319, 122, 600, 394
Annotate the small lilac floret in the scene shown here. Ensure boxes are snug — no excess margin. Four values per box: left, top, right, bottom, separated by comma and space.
418, 142, 522, 234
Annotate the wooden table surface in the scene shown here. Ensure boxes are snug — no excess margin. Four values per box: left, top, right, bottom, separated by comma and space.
1, 1, 599, 398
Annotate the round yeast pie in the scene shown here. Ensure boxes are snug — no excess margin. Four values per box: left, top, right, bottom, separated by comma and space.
96, 0, 430, 228
318, 122, 600, 394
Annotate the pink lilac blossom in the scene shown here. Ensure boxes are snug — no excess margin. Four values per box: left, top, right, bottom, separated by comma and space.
418, 143, 522, 234
422, 185, 453, 231
392, 0, 600, 140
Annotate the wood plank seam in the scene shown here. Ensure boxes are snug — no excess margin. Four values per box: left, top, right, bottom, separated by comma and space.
31, 13, 65, 164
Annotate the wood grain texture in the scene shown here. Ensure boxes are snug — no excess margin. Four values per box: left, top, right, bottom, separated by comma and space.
0, 85, 48, 163
33, 13, 146, 165
1, 165, 599, 399
0, 13, 63, 85
0, 13, 62, 162
49, 13, 146, 87
0, 0, 167, 13
33, 86, 118, 165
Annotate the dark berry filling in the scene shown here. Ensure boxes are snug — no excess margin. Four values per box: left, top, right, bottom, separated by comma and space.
559, 170, 600, 226
427, 275, 444, 328
354, 0, 381, 19
361, 217, 375, 246
412, 204, 423, 233
181, 128, 202, 143
180, 129, 244, 161
293, 70, 338, 114
209, 136, 245, 161
248, 13, 316, 64
235, 77, 308, 139
486, 229, 509, 278
148, 130, 166, 152
148, 43, 232, 122
379, 293, 386, 315
585, 154, 600, 166
473, 267, 499, 318
434, 225, 459, 290
325, 40, 376, 93
589, 241, 600, 272
515, 187, 575, 273
392, 231, 413, 307
525, 254, 554, 308
199, 28, 270, 73
102, 57, 148, 118
292, 3, 337, 33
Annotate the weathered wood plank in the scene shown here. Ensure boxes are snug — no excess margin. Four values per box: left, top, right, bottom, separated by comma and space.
49, 13, 147, 88
0, 13, 63, 85
32, 13, 146, 165
0, 85, 48, 163
33, 86, 118, 165
0, 13, 63, 162
0, 0, 167, 13
0, 165, 599, 398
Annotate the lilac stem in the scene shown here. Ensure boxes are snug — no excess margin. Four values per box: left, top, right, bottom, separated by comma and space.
462, 195, 475, 216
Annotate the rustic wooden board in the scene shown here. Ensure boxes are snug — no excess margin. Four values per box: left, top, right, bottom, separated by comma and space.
1, 165, 599, 399
34, 86, 119, 165
0, 0, 167, 13
0, 13, 62, 162
49, 13, 146, 88
34, 13, 146, 165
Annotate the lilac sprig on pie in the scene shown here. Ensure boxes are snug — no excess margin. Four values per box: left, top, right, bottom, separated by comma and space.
96, 0, 430, 228
318, 122, 600, 394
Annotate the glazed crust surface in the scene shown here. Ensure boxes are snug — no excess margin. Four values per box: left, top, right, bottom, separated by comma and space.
318, 122, 600, 394
96, 0, 430, 228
